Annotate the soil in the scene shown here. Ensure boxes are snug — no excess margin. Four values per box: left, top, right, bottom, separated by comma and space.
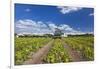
62, 39, 85, 62
23, 38, 86, 65
23, 40, 54, 64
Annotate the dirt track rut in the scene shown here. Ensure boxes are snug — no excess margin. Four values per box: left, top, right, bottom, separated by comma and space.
62, 39, 84, 62
23, 40, 54, 64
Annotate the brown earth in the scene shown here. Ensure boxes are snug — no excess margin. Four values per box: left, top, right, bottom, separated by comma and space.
23, 39, 54, 65
62, 39, 85, 62
23, 38, 86, 65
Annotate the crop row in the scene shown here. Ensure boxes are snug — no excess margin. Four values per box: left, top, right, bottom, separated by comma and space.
15, 37, 52, 65
64, 36, 94, 61
43, 39, 71, 63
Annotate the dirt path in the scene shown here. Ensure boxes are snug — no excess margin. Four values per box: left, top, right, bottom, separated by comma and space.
62, 39, 85, 62
23, 39, 54, 64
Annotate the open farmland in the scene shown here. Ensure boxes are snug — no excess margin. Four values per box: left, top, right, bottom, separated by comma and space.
64, 36, 94, 61
15, 4, 94, 65
15, 36, 94, 65
15, 37, 52, 65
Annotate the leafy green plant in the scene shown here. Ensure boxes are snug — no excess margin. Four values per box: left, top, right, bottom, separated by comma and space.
64, 36, 94, 61
15, 37, 52, 65
43, 39, 70, 63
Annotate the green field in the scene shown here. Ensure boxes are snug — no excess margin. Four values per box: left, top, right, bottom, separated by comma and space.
15, 37, 52, 65
15, 36, 94, 65
64, 36, 94, 61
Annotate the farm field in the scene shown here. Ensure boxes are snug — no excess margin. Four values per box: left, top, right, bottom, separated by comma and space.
64, 36, 94, 61
15, 36, 94, 65
15, 4, 94, 65
15, 37, 52, 65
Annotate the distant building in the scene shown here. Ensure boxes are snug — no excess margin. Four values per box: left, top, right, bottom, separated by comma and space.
16, 34, 24, 38
62, 33, 68, 37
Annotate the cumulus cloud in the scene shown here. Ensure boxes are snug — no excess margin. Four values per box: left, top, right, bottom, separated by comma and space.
25, 8, 31, 12
15, 19, 52, 34
15, 19, 79, 35
58, 24, 72, 31
89, 13, 94, 16
48, 23, 57, 32
57, 6, 82, 14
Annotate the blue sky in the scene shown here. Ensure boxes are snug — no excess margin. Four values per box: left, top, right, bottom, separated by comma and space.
15, 3, 94, 35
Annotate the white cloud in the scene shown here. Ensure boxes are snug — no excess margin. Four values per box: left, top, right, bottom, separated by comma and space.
58, 24, 79, 33
89, 13, 94, 16
15, 19, 79, 35
58, 24, 72, 31
25, 8, 31, 12
57, 6, 82, 14
48, 23, 57, 32
15, 19, 52, 34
